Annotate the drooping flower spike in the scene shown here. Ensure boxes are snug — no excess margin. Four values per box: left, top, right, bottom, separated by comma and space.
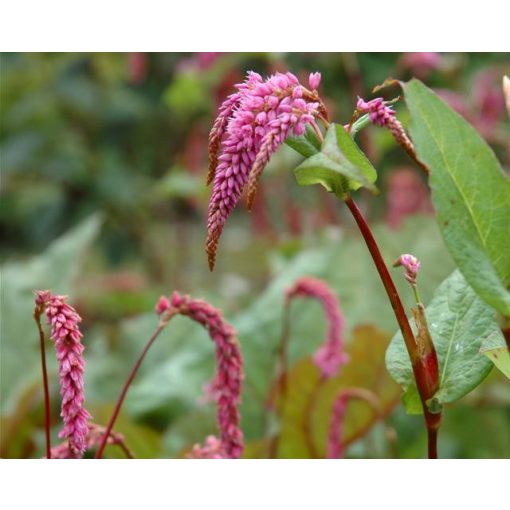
356, 96, 427, 174
35, 290, 91, 458
169, 292, 244, 458
286, 277, 349, 379
206, 71, 326, 270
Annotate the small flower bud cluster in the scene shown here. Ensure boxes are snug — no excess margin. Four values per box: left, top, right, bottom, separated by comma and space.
187, 435, 224, 459
206, 71, 324, 270
35, 290, 91, 458
48, 423, 132, 459
170, 292, 244, 458
286, 277, 348, 379
393, 253, 421, 285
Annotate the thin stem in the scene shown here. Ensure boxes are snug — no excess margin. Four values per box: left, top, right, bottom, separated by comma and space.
345, 197, 419, 365
412, 283, 422, 306
277, 303, 291, 408
34, 308, 51, 459
428, 428, 438, 459
268, 302, 291, 458
95, 321, 168, 459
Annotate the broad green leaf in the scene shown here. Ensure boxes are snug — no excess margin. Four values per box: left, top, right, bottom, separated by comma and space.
275, 326, 400, 458
293, 123, 378, 198
386, 270, 507, 413
480, 332, 510, 380
0, 215, 102, 414
403, 79, 510, 316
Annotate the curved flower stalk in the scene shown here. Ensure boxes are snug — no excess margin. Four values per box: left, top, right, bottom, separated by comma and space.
355, 96, 428, 174
206, 71, 326, 270
96, 292, 244, 459
48, 423, 134, 459
170, 292, 244, 459
35, 290, 91, 458
327, 388, 383, 459
285, 277, 349, 378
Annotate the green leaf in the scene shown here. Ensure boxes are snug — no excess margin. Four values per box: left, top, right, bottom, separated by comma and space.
480, 332, 510, 380
293, 123, 379, 199
386, 270, 507, 413
285, 125, 322, 158
402, 79, 510, 317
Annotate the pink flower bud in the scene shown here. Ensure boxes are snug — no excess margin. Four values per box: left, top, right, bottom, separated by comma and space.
393, 253, 421, 285
308, 72, 321, 91
155, 295, 171, 315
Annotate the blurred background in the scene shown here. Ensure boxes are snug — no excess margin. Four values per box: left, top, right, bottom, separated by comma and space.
1, 52, 509, 459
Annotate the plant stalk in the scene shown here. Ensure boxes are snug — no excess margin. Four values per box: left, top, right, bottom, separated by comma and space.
344, 195, 440, 458
95, 321, 169, 458
34, 308, 52, 459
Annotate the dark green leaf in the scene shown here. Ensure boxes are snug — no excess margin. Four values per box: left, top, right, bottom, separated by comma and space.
403, 79, 510, 316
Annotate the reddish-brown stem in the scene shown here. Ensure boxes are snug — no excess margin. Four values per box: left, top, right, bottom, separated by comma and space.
34, 308, 51, 459
344, 195, 440, 458
268, 303, 291, 458
428, 426, 438, 459
95, 321, 168, 459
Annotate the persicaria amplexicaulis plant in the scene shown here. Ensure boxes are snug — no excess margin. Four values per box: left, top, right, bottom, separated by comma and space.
205, 69, 510, 460
30, 66, 509, 461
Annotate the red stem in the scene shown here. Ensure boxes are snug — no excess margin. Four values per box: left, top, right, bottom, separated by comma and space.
95, 322, 167, 459
344, 196, 440, 458
34, 308, 51, 459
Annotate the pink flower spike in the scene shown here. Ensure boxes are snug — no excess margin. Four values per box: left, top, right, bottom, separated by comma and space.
206, 71, 322, 270
393, 253, 421, 285
171, 292, 244, 459
309, 72, 321, 91
286, 277, 348, 379
155, 295, 171, 315
35, 291, 91, 458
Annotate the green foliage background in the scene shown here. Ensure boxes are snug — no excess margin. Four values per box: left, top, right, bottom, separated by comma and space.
1, 53, 509, 458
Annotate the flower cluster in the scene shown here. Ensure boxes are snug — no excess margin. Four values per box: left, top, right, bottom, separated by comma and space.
393, 253, 421, 285
187, 435, 224, 459
206, 71, 324, 270
35, 290, 91, 458
48, 423, 132, 459
169, 292, 244, 458
286, 277, 348, 379
356, 96, 426, 172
